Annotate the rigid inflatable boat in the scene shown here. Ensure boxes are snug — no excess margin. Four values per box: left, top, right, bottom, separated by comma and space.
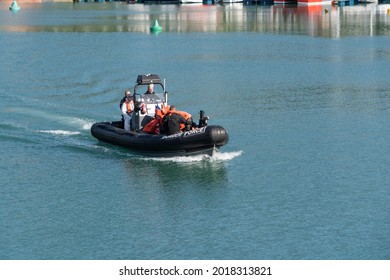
91, 74, 229, 156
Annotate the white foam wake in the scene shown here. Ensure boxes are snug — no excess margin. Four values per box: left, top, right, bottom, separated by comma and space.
211, 150, 243, 161
36, 130, 81, 136
5, 107, 94, 130
143, 150, 243, 163
69, 118, 94, 130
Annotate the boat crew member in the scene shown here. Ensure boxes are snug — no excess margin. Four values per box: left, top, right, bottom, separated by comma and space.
162, 105, 188, 135
119, 90, 131, 109
121, 91, 135, 131
145, 83, 155, 94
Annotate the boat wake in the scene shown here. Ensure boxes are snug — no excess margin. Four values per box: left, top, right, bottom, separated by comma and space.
4, 107, 94, 131
0, 121, 27, 130
142, 150, 243, 163
35, 130, 81, 136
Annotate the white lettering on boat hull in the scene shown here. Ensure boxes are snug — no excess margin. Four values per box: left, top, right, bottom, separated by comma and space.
161, 127, 206, 140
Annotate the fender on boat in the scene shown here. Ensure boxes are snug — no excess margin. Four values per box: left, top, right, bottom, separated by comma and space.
207, 125, 229, 147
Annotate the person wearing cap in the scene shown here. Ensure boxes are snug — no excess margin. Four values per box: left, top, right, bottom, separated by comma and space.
119, 90, 131, 109
145, 83, 155, 94
121, 90, 134, 131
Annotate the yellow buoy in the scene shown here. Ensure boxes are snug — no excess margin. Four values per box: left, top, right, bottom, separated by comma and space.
387, 8, 390, 14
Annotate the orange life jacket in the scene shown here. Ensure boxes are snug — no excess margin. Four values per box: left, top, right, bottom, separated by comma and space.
143, 118, 160, 134
155, 107, 165, 121
146, 107, 191, 134
127, 100, 147, 114
143, 106, 167, 134
164, 109, 191, 130
126, 100, 134, 113
175, 110, 191, 120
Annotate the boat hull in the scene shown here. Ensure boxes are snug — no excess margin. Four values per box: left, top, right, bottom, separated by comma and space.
91, 121, 229, 157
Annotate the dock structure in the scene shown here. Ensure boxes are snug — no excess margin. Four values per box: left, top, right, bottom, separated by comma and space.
333, 0, 358, 5
297, 0, 332, 4
248, 0, 333, 4
72, 0, 366, 4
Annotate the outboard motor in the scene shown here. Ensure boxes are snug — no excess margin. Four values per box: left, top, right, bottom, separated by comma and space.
198, 110, 209, 127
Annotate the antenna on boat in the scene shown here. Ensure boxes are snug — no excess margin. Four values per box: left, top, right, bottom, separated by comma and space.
163, 78, 168, 106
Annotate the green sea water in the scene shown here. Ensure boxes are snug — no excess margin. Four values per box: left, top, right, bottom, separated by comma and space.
1, 2, 389, 259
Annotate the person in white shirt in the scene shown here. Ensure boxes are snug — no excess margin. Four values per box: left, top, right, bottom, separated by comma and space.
121, 91, 134, 131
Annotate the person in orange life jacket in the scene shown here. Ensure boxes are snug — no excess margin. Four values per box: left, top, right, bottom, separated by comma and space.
119, 90, 131, 110
145, 83, 155, 94
119, 90, 131, 121
121, 91, 147, 131
162, 105, 188, 135
121, 91, 134, 131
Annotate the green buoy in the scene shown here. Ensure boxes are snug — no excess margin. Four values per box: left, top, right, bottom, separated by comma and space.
150, 19, 163, 33
9, 0, 21, 11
